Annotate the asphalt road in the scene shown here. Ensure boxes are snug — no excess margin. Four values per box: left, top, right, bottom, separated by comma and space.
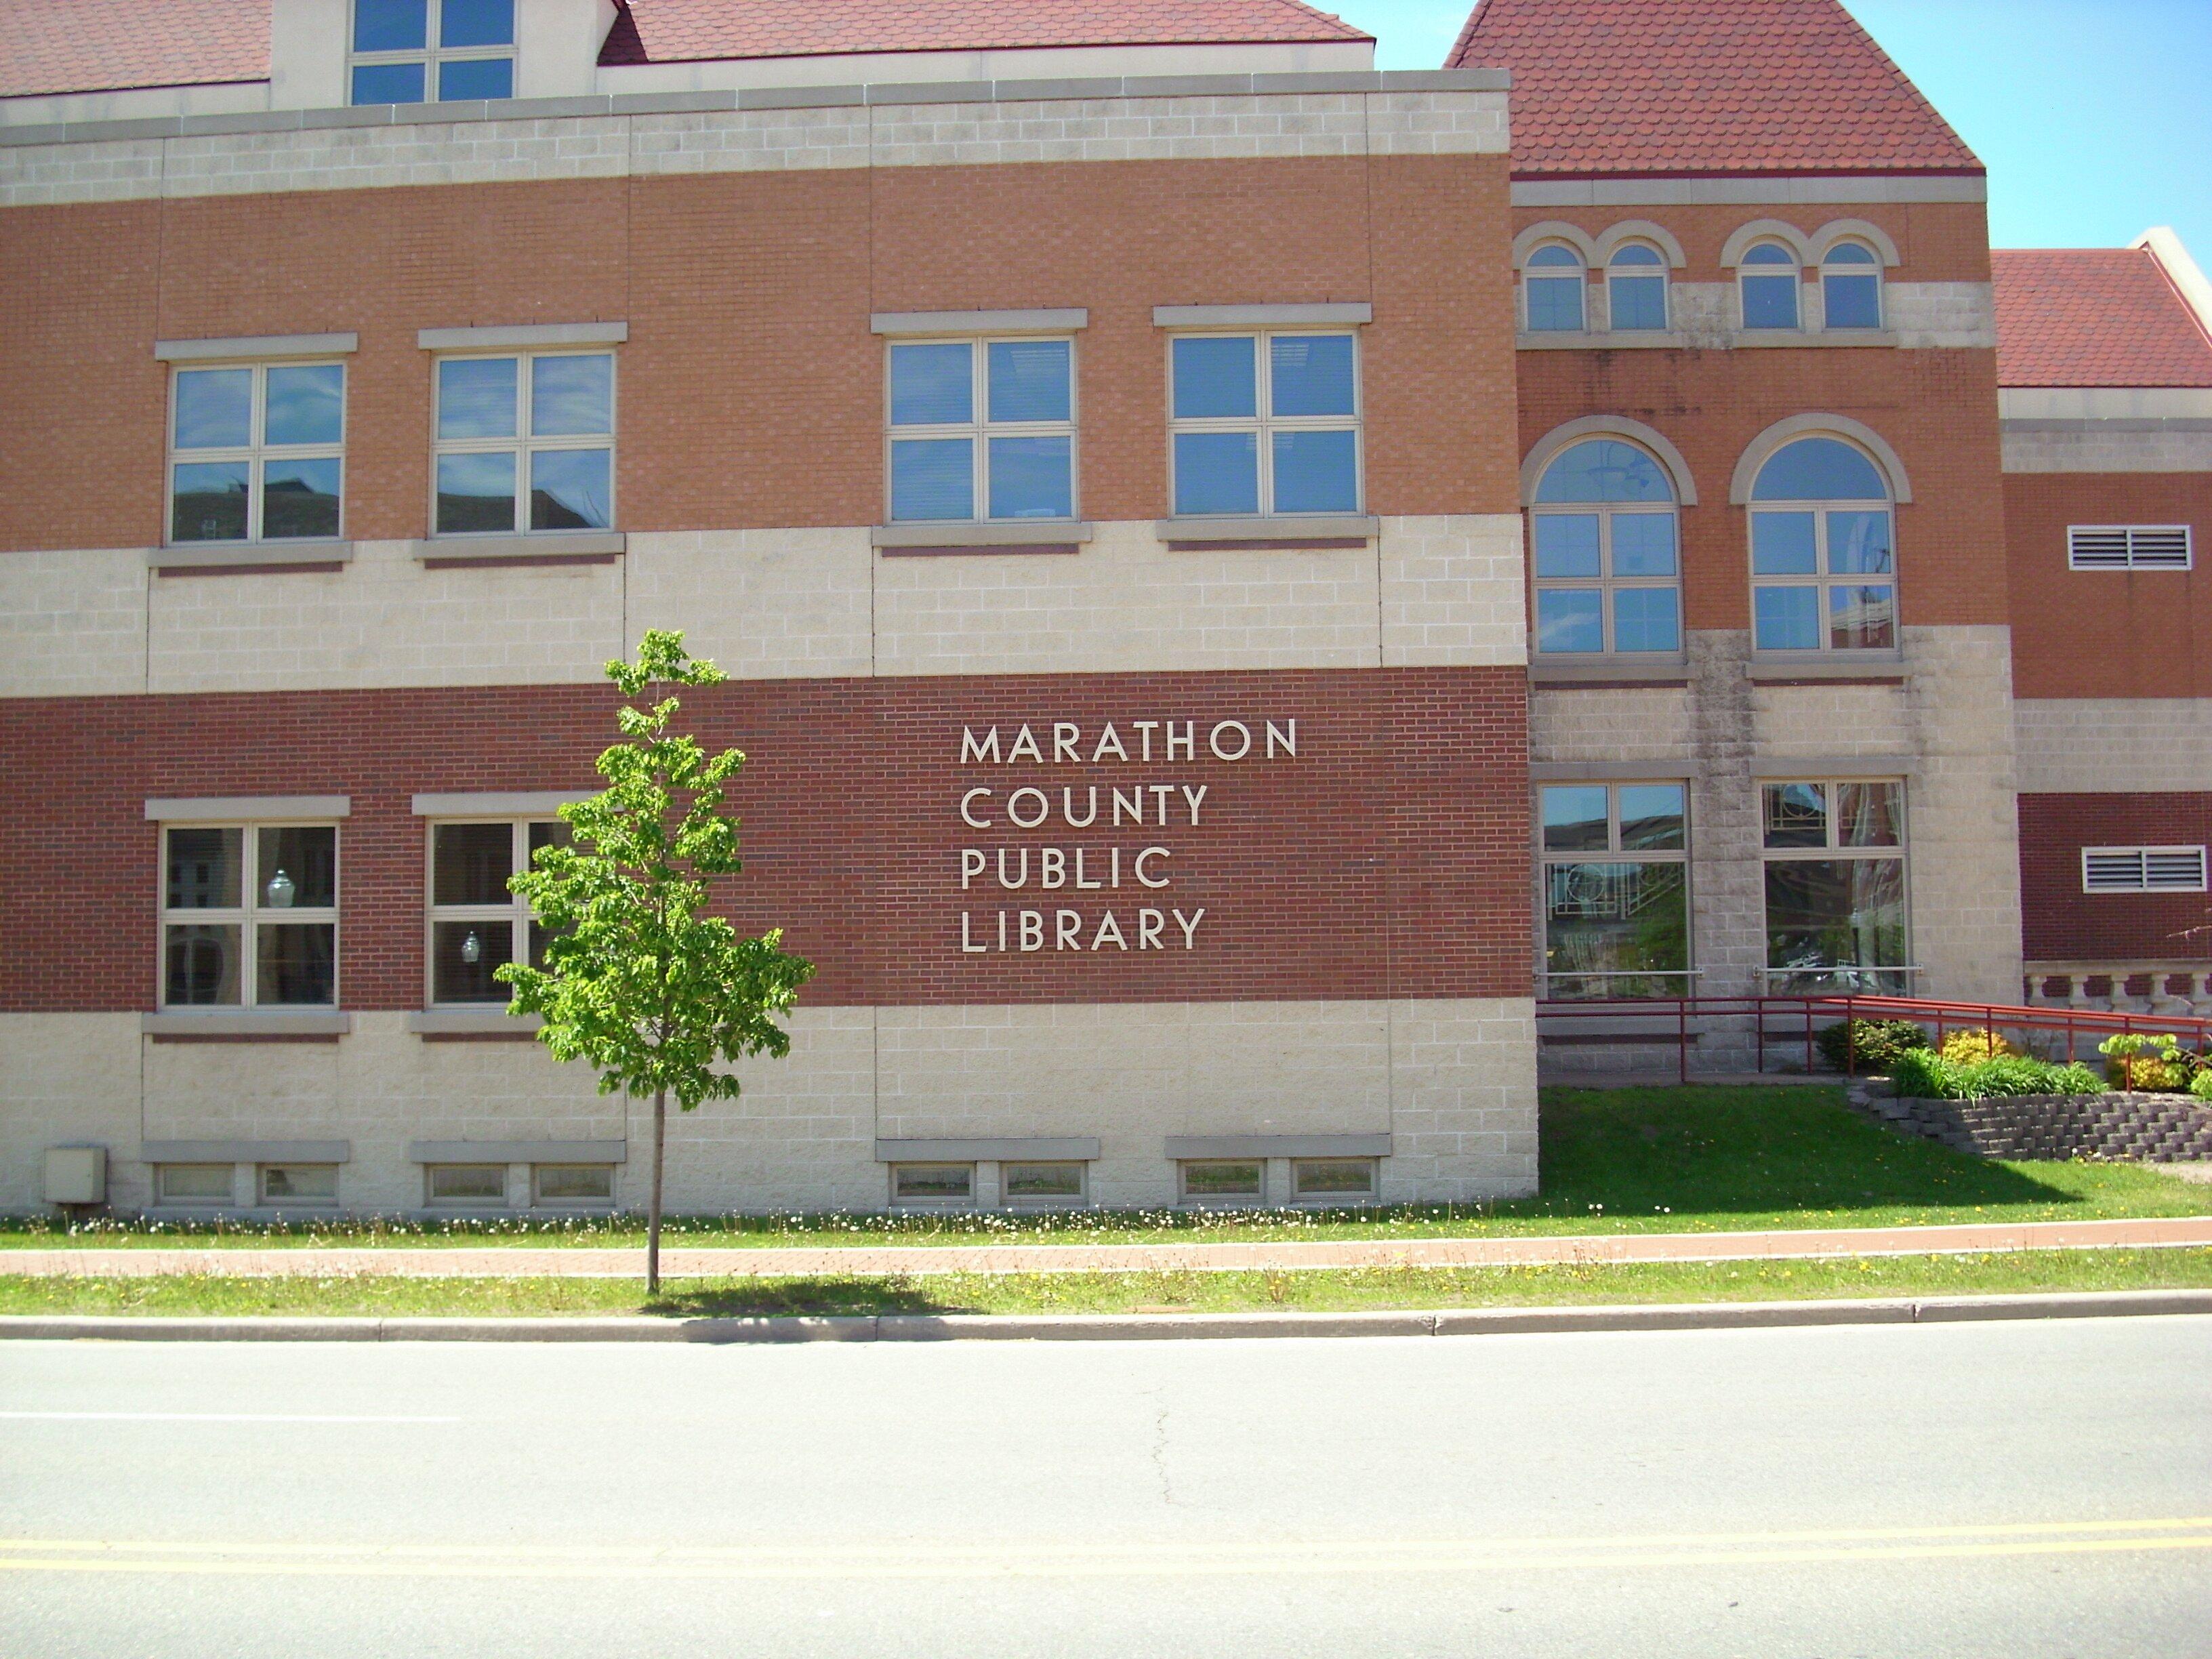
1, 1318, 2207, 1658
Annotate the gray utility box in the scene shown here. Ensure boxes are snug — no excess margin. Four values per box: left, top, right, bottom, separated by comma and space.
44, 1146, 106, 1204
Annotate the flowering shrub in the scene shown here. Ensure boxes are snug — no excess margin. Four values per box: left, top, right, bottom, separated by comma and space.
1814, 1018, 1929, 1073
2097, 1033, 2206, 1092
1938, 1030, 2016, 1065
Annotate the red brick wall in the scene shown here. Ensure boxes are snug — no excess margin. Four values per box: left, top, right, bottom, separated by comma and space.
2003, 473, 2212, 699
1511, 201, 1992, 283
2019, 792, 2212, 962
0, 152, 1517, 554
0, 668, 1533, 1013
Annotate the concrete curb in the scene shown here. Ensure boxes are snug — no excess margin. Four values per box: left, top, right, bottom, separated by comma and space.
3, 1290, 2207, 1344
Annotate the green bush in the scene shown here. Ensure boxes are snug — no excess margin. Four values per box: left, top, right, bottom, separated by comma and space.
2097, 1033, 2207, 1092
1815, 1018, 1929, 1074
2193, 1068, 2212, 1102
1891, 1048, 2104, 1101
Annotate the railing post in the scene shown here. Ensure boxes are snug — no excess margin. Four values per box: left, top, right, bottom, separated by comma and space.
1678, 997, 1688, 1085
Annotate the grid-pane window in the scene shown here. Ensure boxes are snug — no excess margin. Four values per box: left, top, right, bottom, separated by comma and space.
1739, 242, 1801, 329
161, 823, 339, 1008
1532, 440, 1681, 655
351, 0, 514, 104
1524, 244, 1585, 332
1750, 438, 1896, 651
1169, 332, 1359, 516
1541, 783, 1690, 998
1761, 781, 1910, 991
886, 338, 1076, 523
1607, 243, 1668, 331
433, 353, 613, 535
169, 363, 344, 544
1821, 242, 1883, 330
427, 819, 570, 1005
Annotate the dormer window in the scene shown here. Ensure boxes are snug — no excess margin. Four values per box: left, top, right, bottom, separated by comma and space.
1821, 243, 1884, 330
1738, 242, 1801, 330
351, 0, 516, 105
1524, 245, 1586, 333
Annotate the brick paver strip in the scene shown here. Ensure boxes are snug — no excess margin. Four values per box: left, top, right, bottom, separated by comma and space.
4, 1216, 2211, 1278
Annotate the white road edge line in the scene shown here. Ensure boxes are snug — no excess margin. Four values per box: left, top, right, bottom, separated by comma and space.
0, 1412, 460, 1424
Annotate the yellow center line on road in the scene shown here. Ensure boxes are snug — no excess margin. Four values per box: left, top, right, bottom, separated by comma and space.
1, 1519, 2207, 1580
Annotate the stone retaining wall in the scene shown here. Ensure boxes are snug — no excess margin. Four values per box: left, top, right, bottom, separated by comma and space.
1848, 1085, 2212, 1163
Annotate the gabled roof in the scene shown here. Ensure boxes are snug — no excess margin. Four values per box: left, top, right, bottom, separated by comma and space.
601, 0, 1371, 66
1446, 0, 1980, 178
0, 0, 269, 100
1993, 247, 2212, 389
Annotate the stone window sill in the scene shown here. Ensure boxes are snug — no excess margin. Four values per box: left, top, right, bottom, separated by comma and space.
141, 1010, 352, 1039
1529, 657, 1689, 685
1747, 653, 1906, 682
150, 540, 352, 572
407, 1009, 544, 1038
1155, 514, 1378, 548
873, 521, 1092, 552
411, 531, 625, 565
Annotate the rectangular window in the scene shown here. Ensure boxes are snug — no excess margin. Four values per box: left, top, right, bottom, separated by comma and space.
433, 352, 613, 536
169, 363, 344, 545
1540, 783, 1691, 998
161, 823, 339, 1009
886, 337, 1076, 523
2066, 526, 2193, 571
1761, 781, 1910, 991
426, 819, 571, 1006
533, 1164, 615, 1204
1751, 506, 1895, 651
1532, 508, 1681, 655
156, 1164, 234, 1204
1291, 1159, 1377, 1202
1169, 332, 1359, 517
351, 0, 515, 104
1002, 1162, 1086, 1206
260, 1165, 339, 1204
426, 1164, 508, 1205
2082, 846, 2209, 893
1178, 1160, 1263, 1203
890, 1164, 974, 1206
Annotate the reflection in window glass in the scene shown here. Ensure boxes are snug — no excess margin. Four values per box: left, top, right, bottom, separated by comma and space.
434, 354, 613, 537
1607, 243, 1668, 331
1763, 783, 1828, 848
428, 1164, 508, 1203
1822, 242, 1883, 329
1750, 442, 1895, 652
1540, 783, 1692, 999
1740, 242, 1801, 329
158, 1165, 234, 1203
1531, 439, 1681, 655
1541, 785, 1610, 853
1292, 1160, 1376, 1198
1004, 1162, 1084, 1201
889, 337, 1075, 523
160, 822, 339, 1010
535, 1164, 613, 1203
1525, 244, 1585, 331
1170, 332, 1357, 517
892, 1164, 973, 1202
1181, 1161, 1262, 1199
169, 363, 346, 544
262, 1165, 338, 1202
1761, 778, 1910, 992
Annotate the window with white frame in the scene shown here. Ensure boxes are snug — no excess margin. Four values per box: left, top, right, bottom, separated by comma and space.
1003, 1162, 1086, 1206
261, 1165, 338, 1204
169, 362, 344, 544
2067, 526, 2193, 570
156, 1165, 234, 1205
1524, 243, 1586, 331
533, 1164, 615, 1205
1531, 439, 1682, 655
1607, 243, 1669, 331
1540, 783, 1690, 999
1820, 241, 1883, 330
433, 352, 613, 536
1291, 1158, 1377, 1202
426, 819, 570, 1005
161, 823, 339, 1009
886, 337, 1076, 523
2082, 846, 2208, 893
1169, 331, 1360, 517
350, 0, 514, 105
1761, 780, 1910, 991
1749, 436, 1897, 651
890, 1164, 974, 1206
1738, 241, 1802, 330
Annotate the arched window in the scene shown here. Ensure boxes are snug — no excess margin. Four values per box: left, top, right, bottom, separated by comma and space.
1738, 241, 1801, 330
1532, 438, 1681, 655
1606, 243, 1668, 331
1748, 436, 1895, 652
1525, 244, 1586, 333
1821, 241, 1883, 330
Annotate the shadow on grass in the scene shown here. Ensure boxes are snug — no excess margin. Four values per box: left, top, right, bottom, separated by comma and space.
640, 1277, 966, 1319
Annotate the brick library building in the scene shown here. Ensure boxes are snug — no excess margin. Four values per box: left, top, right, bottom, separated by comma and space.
1, 0, 2206, 1217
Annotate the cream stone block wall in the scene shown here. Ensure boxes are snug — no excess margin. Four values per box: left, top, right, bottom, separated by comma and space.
145, 539, 626, 694
0, 548, 148, 696
624, 529, 874, 679
2001, 428, 2212, 472
1379, 514, 1527, 667
2015, 699, 2212, 792
1530, 687, 1694, 762
0, 1000, 1536, 1213
1555, 282, 1992, 351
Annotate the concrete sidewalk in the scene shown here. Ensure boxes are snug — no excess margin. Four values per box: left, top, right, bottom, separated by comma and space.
3, 1214, 2210, 1278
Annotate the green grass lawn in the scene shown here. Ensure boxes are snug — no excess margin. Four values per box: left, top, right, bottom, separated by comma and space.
8, 1086, 2209, 1252
3, 1249, 2207, 1319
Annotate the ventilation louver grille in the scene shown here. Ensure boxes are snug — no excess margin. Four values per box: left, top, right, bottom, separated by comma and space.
2083, 846, 2209, 893
2068, 525, 2193, 570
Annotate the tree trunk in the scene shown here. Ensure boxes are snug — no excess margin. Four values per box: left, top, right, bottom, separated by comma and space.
648, 1087, 668, 1296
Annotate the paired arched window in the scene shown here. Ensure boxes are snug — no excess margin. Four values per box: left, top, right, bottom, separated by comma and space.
1738, 242, 1801, 329
1821, 241, 1883, 330
1748, 437, 1896, 652
1606, 243, 1668, 331
1531, 439, 1681, 656
1525, 244, 1586, 333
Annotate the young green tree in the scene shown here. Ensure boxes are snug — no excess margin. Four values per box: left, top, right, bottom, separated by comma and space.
497, 630, 813, 1292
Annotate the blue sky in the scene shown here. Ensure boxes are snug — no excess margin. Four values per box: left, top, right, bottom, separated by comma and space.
1328, 0, 2212, 258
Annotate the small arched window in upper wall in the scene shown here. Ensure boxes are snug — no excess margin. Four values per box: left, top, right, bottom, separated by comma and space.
1739, 242, 1801, 330
1525, 245, 1586, 333
1748, 437, 1895, 653
1607, 243, 1668, 331
1531, 438, 1681, 656
1822, 242, 1884, 330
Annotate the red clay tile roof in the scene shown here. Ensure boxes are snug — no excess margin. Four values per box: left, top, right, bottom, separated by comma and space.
1446, 0, 1980, 178
0, 0, 270, 100
1993, 248, 2212, 389
602, 0, 1369, 65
